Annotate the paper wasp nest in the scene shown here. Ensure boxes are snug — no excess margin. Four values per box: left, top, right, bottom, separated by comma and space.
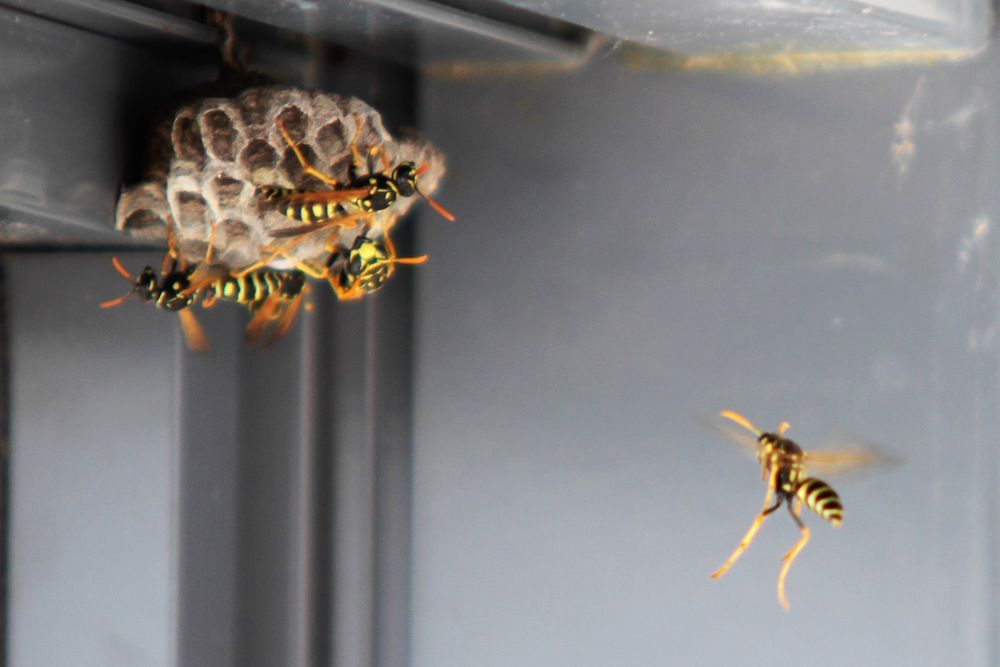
116, 86, 446, 270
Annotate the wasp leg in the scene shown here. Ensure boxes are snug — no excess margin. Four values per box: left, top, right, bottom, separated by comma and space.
240, 219, 368, 280
349, 143, 366, 181
203, 218, 218, 265
276, 118, 340, 188
776, 498, 810, 611
360, 143, 390, 175
231, 236, 312, 278
238, 242, 332, 281
711, 467, 781, 580
344, 114, 373, 181
280, 253, 331, 281
163, 221, 183, 274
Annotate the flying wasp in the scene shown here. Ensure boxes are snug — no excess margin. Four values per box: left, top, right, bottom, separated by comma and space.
259, 117, 454, 237
709, 410, 883, 611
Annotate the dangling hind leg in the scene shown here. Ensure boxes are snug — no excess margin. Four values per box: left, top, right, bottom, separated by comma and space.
776, 498, 810, 611
711, 467, 781, 580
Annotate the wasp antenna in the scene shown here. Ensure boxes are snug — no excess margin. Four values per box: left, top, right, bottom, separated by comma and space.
99, 295, 130, 309
414, 162, 430, 176
110, 256, 132, 280
368, 254, 429, 274
392, 254, 429, 266
719, 410, 763, 437
417, 189, 456, 222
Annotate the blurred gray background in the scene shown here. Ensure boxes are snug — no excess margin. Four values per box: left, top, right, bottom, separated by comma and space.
2, 1, 998, 666
413, 38, 1000, 667
413, 47, 1000, 666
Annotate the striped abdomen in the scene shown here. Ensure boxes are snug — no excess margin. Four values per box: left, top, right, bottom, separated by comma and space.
208, 270, 305, 307
258, 186, 352, 225
795, 478, 843, 526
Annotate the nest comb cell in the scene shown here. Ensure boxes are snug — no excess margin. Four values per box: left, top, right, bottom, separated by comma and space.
116, 86, 448, 272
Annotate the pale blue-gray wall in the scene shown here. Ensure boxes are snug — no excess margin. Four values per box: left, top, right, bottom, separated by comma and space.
413, 47, 1000, 667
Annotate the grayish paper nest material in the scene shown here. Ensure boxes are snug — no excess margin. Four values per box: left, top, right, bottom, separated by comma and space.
116, 86, 447, 271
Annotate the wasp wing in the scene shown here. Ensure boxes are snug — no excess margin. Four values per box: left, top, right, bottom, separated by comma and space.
270, 187, 370, 204
268, 212, 368, 239
177, 309, 211, 352
244, 289, 307, 347
702, 413, 898, 476
176, 264, 230, 299
803, 439, 898, 477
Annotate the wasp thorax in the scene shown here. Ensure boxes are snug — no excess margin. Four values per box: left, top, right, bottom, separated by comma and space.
760, 434, 803, 457
281, 272, 307, 298
362, 174, 398, 212
159, 271, 195, 311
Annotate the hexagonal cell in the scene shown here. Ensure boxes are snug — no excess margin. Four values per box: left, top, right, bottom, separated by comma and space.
209, 174, 246, 210
238, 139, 279, 176
124, 208, 167, 231
201, 108, 241, 162
315, 120, 348, 158
116, 182, 171, 241
171, 112, 205, 167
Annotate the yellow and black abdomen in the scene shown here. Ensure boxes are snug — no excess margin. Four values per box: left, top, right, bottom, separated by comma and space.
795, 478, 843, 526
209, 271, 305, 307
258, 186, 344, 225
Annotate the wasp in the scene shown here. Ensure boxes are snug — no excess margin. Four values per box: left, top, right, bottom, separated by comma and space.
709, 410, 883, 610
102, 231, 309, 349
259, 118, 454, 238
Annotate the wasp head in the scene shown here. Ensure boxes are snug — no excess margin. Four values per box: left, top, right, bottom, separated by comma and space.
132, 267, 159, 301
391, 162, 420, 198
